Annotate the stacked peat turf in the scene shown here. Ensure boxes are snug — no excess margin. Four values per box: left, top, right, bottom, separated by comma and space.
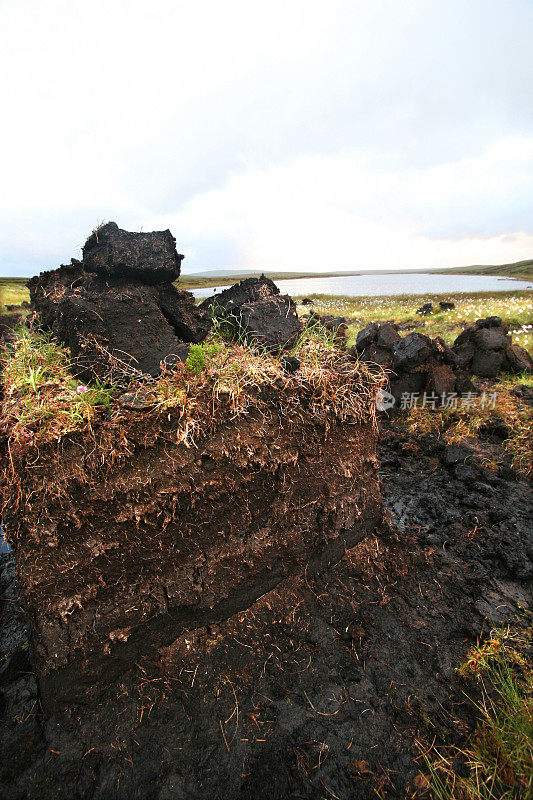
28, 223, 211, 381
352, 322, 476, 401
452, 316, 533, 377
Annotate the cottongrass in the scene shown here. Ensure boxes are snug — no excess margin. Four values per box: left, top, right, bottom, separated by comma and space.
294, 290, 533, 349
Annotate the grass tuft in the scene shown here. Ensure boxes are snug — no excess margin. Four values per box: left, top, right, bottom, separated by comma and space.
419, 626, 533, 800
185, 341, 223, 375
1, 328, 117, 445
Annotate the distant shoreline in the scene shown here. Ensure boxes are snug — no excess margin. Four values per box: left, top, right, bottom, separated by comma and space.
1, 258, 532, 290
179, 262, 533, 289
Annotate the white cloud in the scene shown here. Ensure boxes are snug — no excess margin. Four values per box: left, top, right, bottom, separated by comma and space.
149, 137, 533, 270
1, 0, 532, 275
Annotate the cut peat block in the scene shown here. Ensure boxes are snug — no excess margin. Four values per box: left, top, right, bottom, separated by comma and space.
0, 337, 383, 709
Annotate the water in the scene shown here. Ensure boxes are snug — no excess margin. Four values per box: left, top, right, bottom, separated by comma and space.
0, 524, 11, 555
192, 272, 533, 300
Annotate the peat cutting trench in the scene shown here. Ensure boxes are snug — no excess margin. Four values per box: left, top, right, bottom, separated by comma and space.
0, 225, 531, 800
0, 414, 531, 800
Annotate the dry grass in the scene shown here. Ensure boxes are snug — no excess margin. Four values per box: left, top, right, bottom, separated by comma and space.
397, 376, 533, 476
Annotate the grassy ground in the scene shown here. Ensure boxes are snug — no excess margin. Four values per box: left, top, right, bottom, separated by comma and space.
418, 625, 532, 800
0, 278, 29, 311
294, 290, 533, 353
0, 323, 380, 453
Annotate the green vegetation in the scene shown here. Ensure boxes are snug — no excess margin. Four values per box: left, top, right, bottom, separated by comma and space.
185, 341, 223, 374
420, 625, 532, 800
0, 329, 117, 442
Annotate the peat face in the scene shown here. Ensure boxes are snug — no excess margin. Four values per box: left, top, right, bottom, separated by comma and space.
3, 379, 382, 709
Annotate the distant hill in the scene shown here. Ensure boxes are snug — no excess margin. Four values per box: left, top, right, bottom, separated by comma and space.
181, 269, 265, 277
178, 270, 364, 289
438, 259, 533, 280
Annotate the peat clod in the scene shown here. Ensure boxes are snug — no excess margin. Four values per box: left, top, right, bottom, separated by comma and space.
417, 302, 433, 315
505, 343, 533, 373
452, 316, 533, 377
82, 221, 183, 284
28, 224, 211, 381
201, 275, 302, 351
238, 295, 302, 350
200, 274, 280, 313
352, 323, 476, 401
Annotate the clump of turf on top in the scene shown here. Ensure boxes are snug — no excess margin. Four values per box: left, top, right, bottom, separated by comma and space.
1, 324, 383, 456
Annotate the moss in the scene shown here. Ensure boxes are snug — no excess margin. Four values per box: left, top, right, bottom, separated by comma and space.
185, 341, 223, 375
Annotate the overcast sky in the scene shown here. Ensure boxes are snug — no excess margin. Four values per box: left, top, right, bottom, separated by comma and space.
1, 0, 533, 277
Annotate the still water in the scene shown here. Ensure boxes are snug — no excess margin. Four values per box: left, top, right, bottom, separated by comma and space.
192, 273, 532, 300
